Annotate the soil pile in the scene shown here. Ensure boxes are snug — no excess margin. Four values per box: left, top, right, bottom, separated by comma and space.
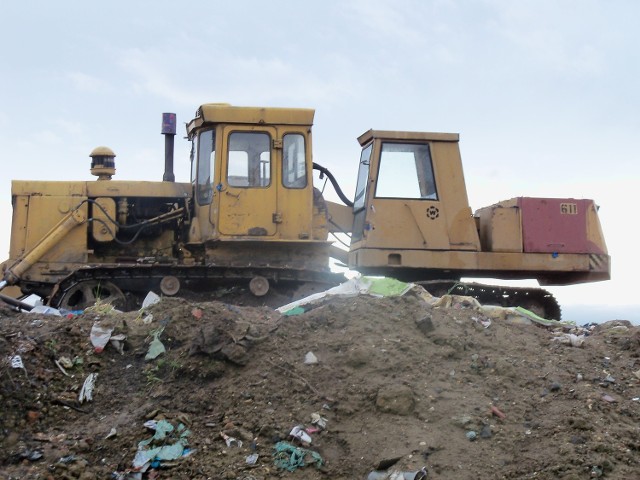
1, 287, 640, 479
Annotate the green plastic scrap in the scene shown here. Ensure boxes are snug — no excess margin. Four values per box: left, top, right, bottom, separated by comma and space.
514, 306, 575, 328
145, 328, 166, 360
365, 277, 413, 297
273, 441, 323, 472
139, 420, 174, 446
283, 306, 306, 316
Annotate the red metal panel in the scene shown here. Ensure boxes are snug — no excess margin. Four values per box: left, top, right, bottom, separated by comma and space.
519, 197, 594, 253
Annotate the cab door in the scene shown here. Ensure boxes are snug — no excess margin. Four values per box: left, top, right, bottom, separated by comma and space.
218, 127, 278, 236
363, 140, 451, 250
274, 129, 313, 240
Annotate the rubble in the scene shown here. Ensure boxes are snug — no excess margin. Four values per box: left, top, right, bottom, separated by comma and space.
1, 289, 640, 479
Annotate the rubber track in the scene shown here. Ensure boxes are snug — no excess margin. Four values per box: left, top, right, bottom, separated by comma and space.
416, 280, 562, 320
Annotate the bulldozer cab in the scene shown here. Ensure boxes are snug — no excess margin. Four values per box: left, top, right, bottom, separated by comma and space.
345, 129, 609, 286
350, 130, 480, 255
186, 104, 318, 243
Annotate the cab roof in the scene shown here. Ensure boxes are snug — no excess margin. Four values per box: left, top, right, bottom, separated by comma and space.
357, 129, 459, 146
186, 104, 315, 135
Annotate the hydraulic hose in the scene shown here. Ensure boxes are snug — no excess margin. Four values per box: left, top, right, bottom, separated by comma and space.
312, 163, 354, 207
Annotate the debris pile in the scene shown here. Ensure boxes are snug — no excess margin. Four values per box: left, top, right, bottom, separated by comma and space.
1, 284, 640, 479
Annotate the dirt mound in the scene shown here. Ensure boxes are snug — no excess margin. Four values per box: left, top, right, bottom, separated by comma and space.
1, 290, 640, 479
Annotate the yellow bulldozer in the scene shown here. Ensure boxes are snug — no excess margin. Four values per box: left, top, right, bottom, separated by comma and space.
0, 104, 610, 319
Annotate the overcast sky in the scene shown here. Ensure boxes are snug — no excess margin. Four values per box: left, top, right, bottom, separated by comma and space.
1, 1, 638, 322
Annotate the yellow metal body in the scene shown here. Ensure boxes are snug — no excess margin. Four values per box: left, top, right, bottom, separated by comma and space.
345, 130, 610, 285
185, 104, 330, 271
0, 103, 610, 307
3, 180, 191, 288
186, 103, 319, 242
1, 104, 332, 301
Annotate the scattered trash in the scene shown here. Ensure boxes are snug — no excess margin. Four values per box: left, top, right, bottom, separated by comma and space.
514, 306, 574, 327
366, 277, 415, 297
58, 356, 74, 369
471, 316, 492, 328
367, 467, 428, 480
90, 323, 114, 353
273, 441, 323, 472
143, 419, 159, 429
54, 358, 71, 377
601, 394, 617, 403
246, 453, 259, 465
283, 306, 305, 316
10, 355, 24, 369
490, 405, 506, 420
221, 432, 243, 448
290, 425, 312, 444
9, 354, 29, 378
19, 449, 44, 462
310, 412, 328, 430
78, 373, 98, 403
142, 291, 161, 309
551, 333, 585, 347
132, 420, 192, 472
432, 294, 482, 310
29, 305, 62, 316
304, 351, 318, 364
277, 276, 414, 315
145, 329, 166, 361
106, 428, 117, 439
110, 333, 127, 355
466, 430, 477, 441
191, 307, 203, 319
59, 308, 83, 318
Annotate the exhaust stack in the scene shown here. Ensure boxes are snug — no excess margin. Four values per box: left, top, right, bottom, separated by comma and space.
162, 113, 176, 182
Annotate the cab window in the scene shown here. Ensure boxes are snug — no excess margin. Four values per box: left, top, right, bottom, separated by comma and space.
196, 129, 215, 205
375, 142, 437, 200
353, 143, 373, 211
283, 134, 307, 188
227, 132, 271, 187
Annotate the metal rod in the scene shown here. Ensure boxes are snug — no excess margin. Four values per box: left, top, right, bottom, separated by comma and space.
0, 293, 33, 311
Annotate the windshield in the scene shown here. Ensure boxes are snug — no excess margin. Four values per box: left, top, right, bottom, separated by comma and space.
376, 142, 437, 200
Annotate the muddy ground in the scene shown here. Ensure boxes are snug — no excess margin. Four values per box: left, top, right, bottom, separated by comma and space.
1, 285, 640, 480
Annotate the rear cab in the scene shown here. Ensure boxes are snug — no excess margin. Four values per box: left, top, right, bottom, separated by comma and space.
346, 129, 610, 285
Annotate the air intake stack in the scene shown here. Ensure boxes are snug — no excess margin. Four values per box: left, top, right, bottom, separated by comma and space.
162, 113, 176, 182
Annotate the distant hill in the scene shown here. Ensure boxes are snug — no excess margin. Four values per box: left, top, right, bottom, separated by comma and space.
562, 304, 640, 325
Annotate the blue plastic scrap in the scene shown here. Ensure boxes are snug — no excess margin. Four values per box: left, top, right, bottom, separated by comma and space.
132, 420, 192, 470
273, 441, 324, 472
